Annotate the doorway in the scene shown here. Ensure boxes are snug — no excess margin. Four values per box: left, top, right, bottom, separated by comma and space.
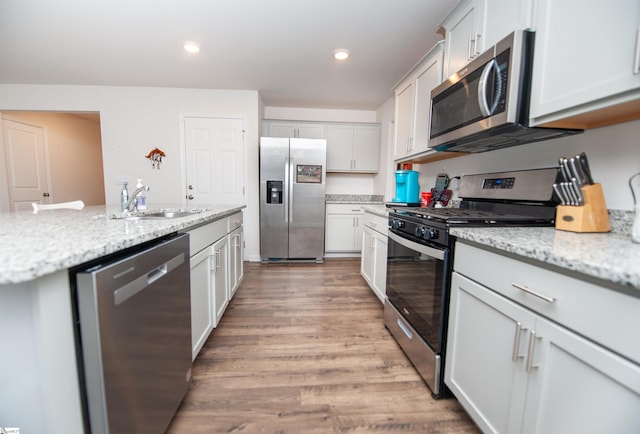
0, 112, 105, 212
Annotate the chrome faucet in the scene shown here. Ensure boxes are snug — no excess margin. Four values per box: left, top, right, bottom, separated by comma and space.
122, 184, 150, 212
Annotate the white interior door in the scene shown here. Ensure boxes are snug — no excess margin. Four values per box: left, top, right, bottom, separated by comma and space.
2, 119, 50, 211
184, 117, 244, 205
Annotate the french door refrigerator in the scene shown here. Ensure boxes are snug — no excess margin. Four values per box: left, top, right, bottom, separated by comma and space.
260, 137, 327, 263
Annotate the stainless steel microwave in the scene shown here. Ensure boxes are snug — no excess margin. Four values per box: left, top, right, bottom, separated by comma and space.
429, 30, 581, 153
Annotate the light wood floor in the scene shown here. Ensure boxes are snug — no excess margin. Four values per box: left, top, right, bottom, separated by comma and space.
167, 259, 479, 433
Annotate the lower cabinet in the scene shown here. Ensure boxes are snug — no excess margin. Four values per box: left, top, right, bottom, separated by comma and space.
360, 211, 387, 303
187, 211, 244, 360
325, 204, 363, 253
446, 243, 640, 433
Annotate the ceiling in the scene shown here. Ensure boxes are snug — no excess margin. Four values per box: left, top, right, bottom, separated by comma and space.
0, 0, 457, 111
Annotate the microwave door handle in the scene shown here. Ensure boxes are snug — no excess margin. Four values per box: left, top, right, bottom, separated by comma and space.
478, 59, 502, 116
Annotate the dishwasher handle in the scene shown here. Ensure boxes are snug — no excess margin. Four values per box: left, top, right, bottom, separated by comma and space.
114, 252, 185, 305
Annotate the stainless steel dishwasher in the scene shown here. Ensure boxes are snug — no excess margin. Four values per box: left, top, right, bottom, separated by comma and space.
74, 232, 191, 434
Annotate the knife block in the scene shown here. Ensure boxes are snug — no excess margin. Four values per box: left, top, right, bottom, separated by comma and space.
555, 183, 611, 233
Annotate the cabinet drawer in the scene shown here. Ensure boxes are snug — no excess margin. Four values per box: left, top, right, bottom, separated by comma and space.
454, 241, 640, 364
363, 212, 388, 236
187, 218, 228, 256
227, 212, 243, 233
326, 204, 363, 214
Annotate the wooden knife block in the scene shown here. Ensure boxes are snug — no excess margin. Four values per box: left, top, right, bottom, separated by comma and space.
555, 183, 611, 233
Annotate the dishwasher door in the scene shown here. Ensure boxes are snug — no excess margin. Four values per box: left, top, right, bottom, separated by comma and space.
76, 233, 191, 434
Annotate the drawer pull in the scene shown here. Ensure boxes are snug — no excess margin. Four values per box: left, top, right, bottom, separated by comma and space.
512, 283, 556, 303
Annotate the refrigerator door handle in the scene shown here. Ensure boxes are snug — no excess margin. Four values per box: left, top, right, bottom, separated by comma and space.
288, 157, 294, 222
284, 157, 290, 223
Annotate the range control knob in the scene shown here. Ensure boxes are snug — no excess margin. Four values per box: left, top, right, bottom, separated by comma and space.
423, 229, 439, 240
390, 219, 405, 230
415, 226, 427, 238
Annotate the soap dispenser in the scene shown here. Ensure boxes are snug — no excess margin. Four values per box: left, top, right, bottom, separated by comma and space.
120, 180, 129, 211
630, 173, 640, 243
136, 178, 147, 210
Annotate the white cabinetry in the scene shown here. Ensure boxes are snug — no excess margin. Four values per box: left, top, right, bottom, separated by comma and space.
446, 242, 640, 433
325, 204, 363, 253
529, 0, 640, 129
393, 42, 444, 160
187, 211, 244, 360
326, 123, 380, 172
360, 210, 388, 303
440, 0, 532, 79
263, 121, 326, 139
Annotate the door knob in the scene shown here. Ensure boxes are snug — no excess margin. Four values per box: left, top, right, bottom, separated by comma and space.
186, 194, 194, 200
188, 185, 194, 190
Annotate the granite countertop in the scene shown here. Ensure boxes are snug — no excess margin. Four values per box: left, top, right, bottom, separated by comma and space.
326, 194, 384, 204
451, 224, 640, 292
0, 203, 245, 285
362, 204, 389, 218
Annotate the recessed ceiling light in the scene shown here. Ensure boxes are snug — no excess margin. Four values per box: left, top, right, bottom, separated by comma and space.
333, 49, 350, 61
183, 41, 200, 54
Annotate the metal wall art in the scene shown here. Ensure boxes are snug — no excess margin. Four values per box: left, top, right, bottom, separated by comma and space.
146, 147, 166, 169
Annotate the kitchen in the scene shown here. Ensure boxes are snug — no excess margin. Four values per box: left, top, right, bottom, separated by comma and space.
1, 0, 640, 433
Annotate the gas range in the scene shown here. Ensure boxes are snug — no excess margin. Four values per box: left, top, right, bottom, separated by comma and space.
387, 167, 559, 247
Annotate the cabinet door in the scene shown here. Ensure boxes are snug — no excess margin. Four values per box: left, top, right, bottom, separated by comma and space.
529, 0, 640, 124
326, 124, 354, 171
268, 122, 297, 138
442, 0, 484, 78
394, 80, 415, 159
522, 316, 640, 434
414, 47, 444, 152
371, 230, 387, 303
361, 227, 374, 285
212, 236, 229, 326
228, 226, 243, 299
325, 213, 359, 252
190, 247, 213, 360
446, 272, 533, 434
352, 125, 380, 172
297, 123, 326, 139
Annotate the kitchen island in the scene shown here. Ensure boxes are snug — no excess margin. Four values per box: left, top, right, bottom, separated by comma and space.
0, 204, 244, 434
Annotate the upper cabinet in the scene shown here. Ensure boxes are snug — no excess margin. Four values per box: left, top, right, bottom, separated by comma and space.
264, 120, 326, 139
441, 0, 533, 79
529, 0, 640, 129
326, 123, 380, 173
394, 42, 444, 160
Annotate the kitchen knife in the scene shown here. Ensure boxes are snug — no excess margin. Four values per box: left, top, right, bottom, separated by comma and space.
571, 177, 584, 205
560, 182, 574, 206
553, 183, 567, 205
577, 152, 594, 184
569, 157, 583, 186
562, 158, 573, 185
559, 157, 571, 182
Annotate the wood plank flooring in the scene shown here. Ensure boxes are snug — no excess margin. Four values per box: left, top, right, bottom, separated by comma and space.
167, 259, 479, 433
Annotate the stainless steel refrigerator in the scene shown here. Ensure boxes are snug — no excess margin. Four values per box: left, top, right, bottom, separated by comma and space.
260, 137, 326, 263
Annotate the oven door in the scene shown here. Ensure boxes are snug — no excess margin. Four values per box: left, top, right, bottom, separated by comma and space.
385, 230, 450, 354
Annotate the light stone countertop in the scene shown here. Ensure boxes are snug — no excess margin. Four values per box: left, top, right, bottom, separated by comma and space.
325, 194, 384, 204
0, 203, 245, 285
362, 204, 389, 218
450, 226, 640, 292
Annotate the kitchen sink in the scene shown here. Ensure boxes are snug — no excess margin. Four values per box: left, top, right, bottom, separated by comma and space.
102, 209, 206, 220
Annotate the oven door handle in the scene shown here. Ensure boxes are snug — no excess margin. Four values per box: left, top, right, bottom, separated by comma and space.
388, 231, 446, 260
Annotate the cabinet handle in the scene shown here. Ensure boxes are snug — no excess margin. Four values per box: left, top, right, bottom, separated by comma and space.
473, 32, 481, 56
512, 321, 525, 362
215, 249, 221, 270
633, 28, 640, 75
512, 283, 556, 303
468, 36, 473, 60
525, 329, 539, 373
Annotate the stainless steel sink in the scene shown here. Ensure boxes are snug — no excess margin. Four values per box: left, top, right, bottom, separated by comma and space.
103, 209, 206, 220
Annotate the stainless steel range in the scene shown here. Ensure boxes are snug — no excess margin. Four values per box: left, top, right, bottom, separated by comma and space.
384, 168, 559, 398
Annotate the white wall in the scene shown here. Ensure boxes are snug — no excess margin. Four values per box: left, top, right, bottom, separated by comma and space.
375, 97, 396, 201
415, 120, 640, 211
0, 84, 262, 260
